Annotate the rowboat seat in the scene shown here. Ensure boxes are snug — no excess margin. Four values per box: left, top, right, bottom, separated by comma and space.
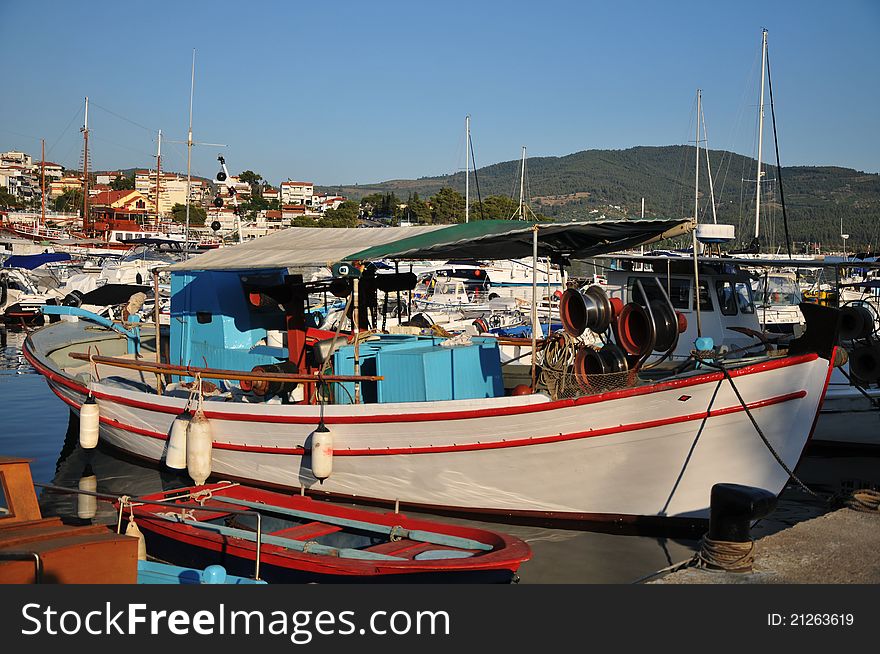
272, 522, 343, 541
414, 549, 475, 560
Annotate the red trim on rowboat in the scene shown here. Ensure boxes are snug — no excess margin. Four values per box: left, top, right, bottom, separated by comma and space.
47, 379, 806, 456
25, 340, 820, 426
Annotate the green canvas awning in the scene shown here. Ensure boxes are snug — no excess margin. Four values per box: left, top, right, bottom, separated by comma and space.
344, 219, 694, 262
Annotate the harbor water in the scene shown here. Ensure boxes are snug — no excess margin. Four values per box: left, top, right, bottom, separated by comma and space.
2, 331, 878, 583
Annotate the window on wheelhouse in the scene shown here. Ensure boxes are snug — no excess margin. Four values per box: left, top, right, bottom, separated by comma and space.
754, 275, 802, 307
735, 282, 755, 314
626, 276, 708, 311
626, 276, 688, 310
715, 280, 738, 316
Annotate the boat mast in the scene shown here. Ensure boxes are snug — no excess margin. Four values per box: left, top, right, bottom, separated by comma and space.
40, 138, 45, 228
81, 96, 89, 233
154, 129, 162, 230
518, 146, 526, 220
694, 89, 701, 229
692, 88, 702, 337
754, 29, 768, 241
184, 49, 195, 256
465, 115, 470, 224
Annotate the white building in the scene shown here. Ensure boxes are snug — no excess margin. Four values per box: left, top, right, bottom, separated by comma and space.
135, 169, 207, 217
0, 151, 33, 169
280, 180, 314, 206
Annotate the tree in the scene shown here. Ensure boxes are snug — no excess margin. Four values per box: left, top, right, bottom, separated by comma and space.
321, 200, 359, 227
0, 188, 24, 209
53, 189, 83, 213
405, 192, 431, 224
430, 187, 465, 224
170, 202, 207, 226
110, 173, 135, 191
239, 170, 263, 197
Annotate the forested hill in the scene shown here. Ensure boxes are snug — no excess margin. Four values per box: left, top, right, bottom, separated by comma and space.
317, 145, 880, 251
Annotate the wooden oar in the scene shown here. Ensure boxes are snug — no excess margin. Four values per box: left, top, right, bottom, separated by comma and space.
214, 496, 493, 552
156, 514, 407, 561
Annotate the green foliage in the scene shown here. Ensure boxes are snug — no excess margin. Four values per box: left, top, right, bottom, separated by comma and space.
404, 192, 431, 224
239, 170, 263, 196
360, 192, 400, 220
429, 187, 465, 224
321, 200, 359, 227
170, 202, 207, 226
110, 173, 135, 191
53, 189, 83, 213
0, 188, 25, 209
317, 145, 880, 250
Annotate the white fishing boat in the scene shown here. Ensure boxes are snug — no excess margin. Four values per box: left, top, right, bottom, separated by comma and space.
24, 220, 839, 527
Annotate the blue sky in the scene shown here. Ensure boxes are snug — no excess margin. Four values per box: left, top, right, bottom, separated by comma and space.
1, 0, 877, 186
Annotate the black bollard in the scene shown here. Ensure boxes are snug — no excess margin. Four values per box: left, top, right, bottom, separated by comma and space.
708, 483, 777, 543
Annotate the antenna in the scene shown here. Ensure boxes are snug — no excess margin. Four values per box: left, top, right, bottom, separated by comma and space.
165, 50, 226, 256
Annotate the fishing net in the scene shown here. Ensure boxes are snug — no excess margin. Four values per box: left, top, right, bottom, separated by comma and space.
539, 369, 643, 400
537, 331, 643, 400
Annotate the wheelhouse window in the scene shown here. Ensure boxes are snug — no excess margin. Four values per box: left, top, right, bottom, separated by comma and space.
715, 280, 738, 316
626, 277, 691, 310
735, 282, 755, 314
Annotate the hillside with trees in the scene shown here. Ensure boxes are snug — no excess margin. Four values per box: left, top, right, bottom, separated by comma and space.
318, 146, 880, 252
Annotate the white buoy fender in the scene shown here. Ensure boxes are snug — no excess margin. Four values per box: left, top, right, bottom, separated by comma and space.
165, 410, 192, 470
186, 409, 213, 486
77, 469, 97, 520
79, 396, 100, 449
125, 519, 147, 560
311, 423, 333, 481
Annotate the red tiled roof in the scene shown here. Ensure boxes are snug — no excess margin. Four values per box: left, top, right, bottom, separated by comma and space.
281, 181, 313, 186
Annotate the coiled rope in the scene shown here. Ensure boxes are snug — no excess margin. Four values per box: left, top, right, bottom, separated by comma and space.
696, 535, 756, 572
538, 332, 580, 399
842, 489, 880, 513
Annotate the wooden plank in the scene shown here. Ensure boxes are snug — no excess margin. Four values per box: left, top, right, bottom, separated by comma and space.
215, 496, 492, 551
156, 515, 407, 561
68, 352, 383, 384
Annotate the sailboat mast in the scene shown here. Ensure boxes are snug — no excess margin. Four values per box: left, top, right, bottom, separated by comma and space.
184, 49, 195, 255
754, 29, 768, 240
40, 138, 45, 227
465, 115, 470, 224
518, 146, 526, 220
81, 96, 89, 233
155, 129, 162, 229
692, 88, 702, 337
694, 89, 701, 227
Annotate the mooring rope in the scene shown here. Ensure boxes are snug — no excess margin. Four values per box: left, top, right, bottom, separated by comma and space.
702, 360, 820, 498
841, 489, 880, 513
695, 535, 756, 572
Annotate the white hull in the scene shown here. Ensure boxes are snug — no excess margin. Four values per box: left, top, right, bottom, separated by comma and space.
27, 325, 833, 523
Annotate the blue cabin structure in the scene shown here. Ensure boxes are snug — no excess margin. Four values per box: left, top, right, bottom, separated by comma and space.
169, 266, 504, 404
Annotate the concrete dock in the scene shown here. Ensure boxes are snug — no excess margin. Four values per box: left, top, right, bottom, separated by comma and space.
651, 508, 880, 584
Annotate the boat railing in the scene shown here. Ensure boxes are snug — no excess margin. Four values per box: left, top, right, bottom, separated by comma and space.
35, 482, 266, 580
0, 551, 42, 582
67, 351, 384, 397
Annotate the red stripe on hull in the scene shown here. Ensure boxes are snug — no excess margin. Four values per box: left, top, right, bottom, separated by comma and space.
49, 378, 807, 456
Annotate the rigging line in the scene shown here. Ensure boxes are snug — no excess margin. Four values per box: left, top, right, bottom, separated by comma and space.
0, 127, 42, 142
47, 103, 85, 156
468, 130, 485, 220
659, 376, 724, 516
89, 100, 156, 134
88, 134, 155, 160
